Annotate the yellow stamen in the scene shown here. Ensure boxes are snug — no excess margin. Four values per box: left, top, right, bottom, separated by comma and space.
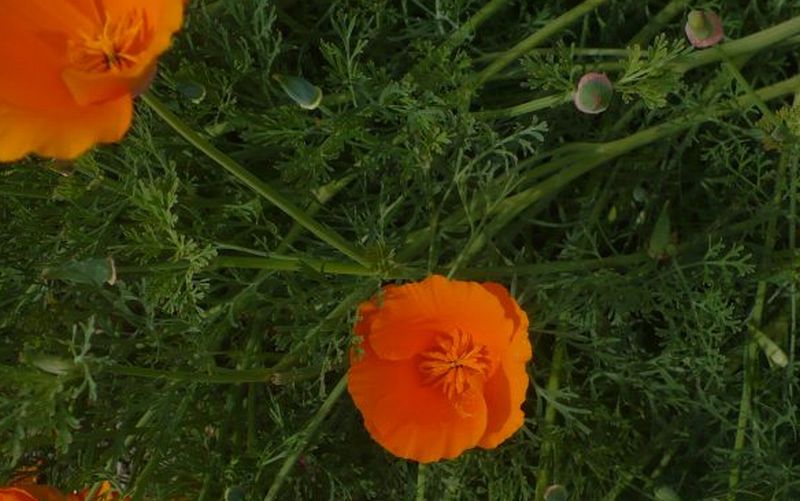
419, 330, 490, 400
69, 8, 150, 73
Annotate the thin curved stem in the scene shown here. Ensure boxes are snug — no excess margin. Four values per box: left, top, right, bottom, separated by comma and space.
263, 375, 348, 501
105, 364, 284, 384
141, 92, 372, 268
473, 0, 609, 87
478, 17, 800, 120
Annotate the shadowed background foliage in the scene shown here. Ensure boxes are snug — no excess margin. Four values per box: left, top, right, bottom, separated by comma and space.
2, 0, 800, 499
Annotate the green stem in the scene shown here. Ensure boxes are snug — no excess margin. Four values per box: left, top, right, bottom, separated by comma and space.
789, 122, 799, 392
676, 15, 800, 72
629, 0, 689, 47
727, 129, 792, 499
141, 92, 372, 268
400, 74, 800, 264
472, 93, 572, 119
473, 0, 609, 87
416, 463, 428, 501
106, 364, 284, 384
0, 188, 49, 199
215, 255, 376, 276
719, 48, 780, 124
453, 74, 800, 267
275, 174, 356, 254
534, 337, 566, 500
119, 254, 419, 278
474, 47, 631, 63
440, 0, 512, 54
480, 17, 800, 119
263, 375, 348, 501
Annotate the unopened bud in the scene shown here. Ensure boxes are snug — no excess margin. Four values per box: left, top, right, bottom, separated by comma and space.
685, 11, 723, 49
573, 72, 613, 114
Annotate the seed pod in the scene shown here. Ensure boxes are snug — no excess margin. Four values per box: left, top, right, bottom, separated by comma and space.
685, 10, 724, 48
573, 72, 613, 114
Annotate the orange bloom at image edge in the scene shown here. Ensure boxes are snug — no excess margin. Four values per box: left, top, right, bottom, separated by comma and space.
1, 481, 123, 501
348, 275, 533, 463
0, 0, 186, 161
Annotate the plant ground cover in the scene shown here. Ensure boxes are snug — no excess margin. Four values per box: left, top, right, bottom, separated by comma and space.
2, 0, 800, 499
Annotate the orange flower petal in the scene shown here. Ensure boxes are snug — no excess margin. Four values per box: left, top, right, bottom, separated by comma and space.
0, 486, 67, 501
478, 282, 532, 447
0, 12, 74, 109
4, 0, 96, 36
367, 275, 515, 364
0, 488, 37, 501
72, 481, 124, 501
478, 326, 531, 448
348, 341, 488, 463
0, 96, 133, 162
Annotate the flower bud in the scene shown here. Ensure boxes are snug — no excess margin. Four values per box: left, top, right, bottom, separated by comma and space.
573, 72, 613, 114
685, 10, 724, 48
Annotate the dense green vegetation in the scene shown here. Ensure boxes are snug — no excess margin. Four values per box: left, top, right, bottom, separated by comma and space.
2, 1, 800, 499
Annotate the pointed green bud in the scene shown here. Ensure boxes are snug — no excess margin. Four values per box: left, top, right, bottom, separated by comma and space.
685, 11, 723, 49
29, 354, 75, 376
273, 74, 323, 110
573, 72, 613, 114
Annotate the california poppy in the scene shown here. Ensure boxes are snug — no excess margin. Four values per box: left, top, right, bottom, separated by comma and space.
0, 0, 186, 161
348, 275, 532, 463
1, 481, 122, 501
0, 486, 68, 501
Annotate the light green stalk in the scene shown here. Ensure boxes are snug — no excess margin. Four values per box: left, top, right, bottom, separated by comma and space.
483, 15, 800, 119
141, 92, 373, 268
452, 75, 800, 268
727, 130, 792, 499
439, 0, 513, 54
416, 463, 428, 501
473, 0, 610, 86
106, 364, 286, 384
629, 0, 690, 47
263, 375, 348, 501
534, 337, 567, 500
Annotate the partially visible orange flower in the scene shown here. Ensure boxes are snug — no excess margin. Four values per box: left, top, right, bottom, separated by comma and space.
1, 481, 123, 501
347, 275, 532, 463
1, 486, 67, 501
6, 463, 41, 487
0, 0, 186, 161
72, 482, 123, 501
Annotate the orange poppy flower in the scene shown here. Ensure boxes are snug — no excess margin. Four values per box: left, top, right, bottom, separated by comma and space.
0, 486, 67, 501
1, 481, 122, 501
0, 0, 186, 161
348, 275, 532, 463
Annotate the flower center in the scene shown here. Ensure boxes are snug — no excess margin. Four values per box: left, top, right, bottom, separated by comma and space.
419, 330, 490, 400
68, 8, 151, 73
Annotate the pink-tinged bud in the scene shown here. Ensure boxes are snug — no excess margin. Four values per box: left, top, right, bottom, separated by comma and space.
685, 10, 724, 49
573, 72, 613, 114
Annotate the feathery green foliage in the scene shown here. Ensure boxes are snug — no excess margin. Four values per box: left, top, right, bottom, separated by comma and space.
2, 1, 800, 499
